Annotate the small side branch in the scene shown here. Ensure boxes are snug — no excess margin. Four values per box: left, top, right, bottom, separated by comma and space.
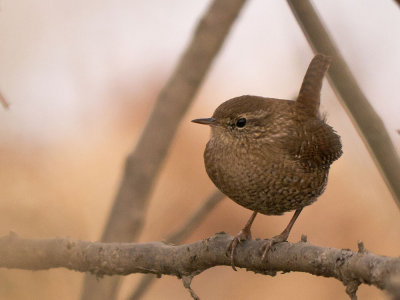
1, 232, 400, 296
165, 190, 225, 243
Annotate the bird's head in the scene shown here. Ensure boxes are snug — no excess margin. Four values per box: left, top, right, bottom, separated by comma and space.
192, 96, 285, 144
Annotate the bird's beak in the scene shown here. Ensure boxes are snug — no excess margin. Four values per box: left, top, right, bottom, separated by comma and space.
191, 117, 215, 125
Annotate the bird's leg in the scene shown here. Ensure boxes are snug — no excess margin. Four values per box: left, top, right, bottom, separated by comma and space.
227, 211, 258, 271
260, 208, 303, 261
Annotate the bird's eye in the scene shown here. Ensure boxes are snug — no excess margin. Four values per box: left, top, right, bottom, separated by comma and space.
236, 118, 246, 128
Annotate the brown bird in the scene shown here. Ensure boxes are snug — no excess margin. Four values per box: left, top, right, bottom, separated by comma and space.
192, 54, 342, 270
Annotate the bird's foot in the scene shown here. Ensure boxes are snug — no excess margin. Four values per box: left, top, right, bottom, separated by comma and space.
260, 208, 303, 262
226, 229, 252, 271
260, 232, 289, 262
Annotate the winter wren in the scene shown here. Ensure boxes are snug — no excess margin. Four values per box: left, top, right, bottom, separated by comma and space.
192, 54, 342, 270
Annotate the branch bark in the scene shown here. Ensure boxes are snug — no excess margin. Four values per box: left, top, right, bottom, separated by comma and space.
1, 232, 400, 299
130, 190, 224, 300
81, 0, 248, 298
287, 0, 400, 207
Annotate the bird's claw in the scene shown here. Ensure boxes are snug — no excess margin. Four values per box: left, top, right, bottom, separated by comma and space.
226, 229, 252, 271
260, 233, 288, 262
226, 238, 239, 271
260, 240, 272, 261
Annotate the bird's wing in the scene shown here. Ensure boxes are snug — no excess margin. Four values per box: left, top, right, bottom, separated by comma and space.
284, 119, 342, 169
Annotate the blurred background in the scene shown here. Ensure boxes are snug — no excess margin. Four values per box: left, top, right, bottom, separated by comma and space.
0, 0, 399, 299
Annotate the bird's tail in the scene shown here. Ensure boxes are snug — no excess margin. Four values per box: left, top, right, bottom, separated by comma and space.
297, 54, 331, 116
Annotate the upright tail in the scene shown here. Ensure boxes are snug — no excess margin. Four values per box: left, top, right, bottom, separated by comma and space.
296, 54, 331, 116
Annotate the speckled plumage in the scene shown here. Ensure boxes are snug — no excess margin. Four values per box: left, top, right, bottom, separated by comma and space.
203, 95, 341, 215
196, 55, 342, 216
192, 54, 342, 267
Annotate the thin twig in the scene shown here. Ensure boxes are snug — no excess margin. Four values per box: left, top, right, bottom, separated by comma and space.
166, 190, 225, 243
182, 276, 200, 300
130, 190, 224, 300
0, 92, 9, 109
81, 1, 248, 299
287, 0, 400, 208
2, 233, 400, 299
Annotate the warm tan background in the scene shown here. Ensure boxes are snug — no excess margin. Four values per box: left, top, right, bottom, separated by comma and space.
0, 0, 399, 299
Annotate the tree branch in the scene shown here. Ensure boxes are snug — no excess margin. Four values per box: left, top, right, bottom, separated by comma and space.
101, 0, 247, 245
287, 0, 400, 208
1, 232, 400, 298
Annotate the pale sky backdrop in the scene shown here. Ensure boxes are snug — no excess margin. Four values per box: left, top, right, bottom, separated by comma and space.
0, 0, 399, 145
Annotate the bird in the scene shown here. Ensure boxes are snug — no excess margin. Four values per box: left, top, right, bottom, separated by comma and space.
192, 54, 342, 270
